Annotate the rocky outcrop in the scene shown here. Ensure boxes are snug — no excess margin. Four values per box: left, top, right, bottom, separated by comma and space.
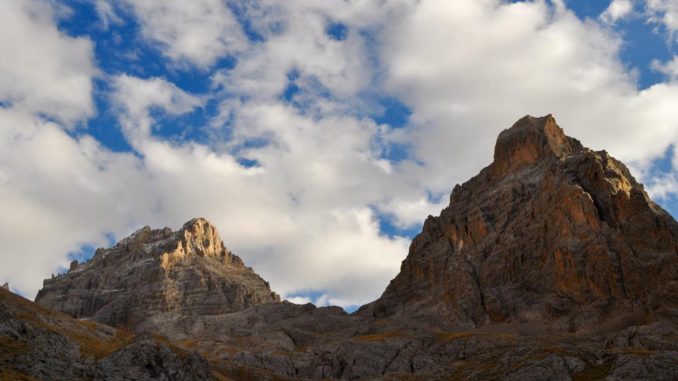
0, 287, 214, 380
35, 218, 280, 331
368, 115, 678, 332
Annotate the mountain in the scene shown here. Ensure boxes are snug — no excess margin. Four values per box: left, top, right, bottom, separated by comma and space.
367, 115, 678, 332
35, 218, 280, 332
16, 115, 678, 380
0, 287, 214, 380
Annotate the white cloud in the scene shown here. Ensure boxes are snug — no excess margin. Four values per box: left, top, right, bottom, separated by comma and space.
95, 0, 123, 30
601, 0, 635, 23
0, 108, 148, 296
646, 171, 678, 199
110, 75, 202, 147
211, 1, 380, 106
652, 55, 678, 80
285, 296, 313, 305
0, 0, 96, 126
121, 0, 248, 68
646, 0, 678, 40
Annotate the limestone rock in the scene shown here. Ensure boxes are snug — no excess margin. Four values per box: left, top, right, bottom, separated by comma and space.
368, 115, 678, 332
35, 218, 280, 330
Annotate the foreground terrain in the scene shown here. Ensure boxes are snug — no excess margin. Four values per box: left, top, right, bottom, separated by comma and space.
2, 115, 677, 380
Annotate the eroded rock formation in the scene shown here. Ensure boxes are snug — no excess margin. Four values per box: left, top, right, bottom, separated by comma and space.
369, 115, 678, 332
35, 218, 280, 331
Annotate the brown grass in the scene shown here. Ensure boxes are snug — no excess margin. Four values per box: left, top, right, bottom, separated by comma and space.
436, 331, 515, 342
1, 288, 138, 360
572, 363, 612, 381
608, 348, 654, 357
0, 336, 29, 358
352, 331, 401, 342
212, 370, 233, 381
152, 334, 191, 359
0, 368, 38, 381
67, 327, 135, 360
436, 331, 477, 341
178, 338, 200, 349
0, 288, 58, 317
447, 358, 505, 381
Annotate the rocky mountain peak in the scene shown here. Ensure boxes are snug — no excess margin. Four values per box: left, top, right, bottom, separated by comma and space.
177, 217, 228, 259
370, 115, 678, 332
492, 114, 584, 178
35, 218, 279, 331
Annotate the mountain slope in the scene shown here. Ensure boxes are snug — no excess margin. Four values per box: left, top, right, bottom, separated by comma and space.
35, 218, 280, 331
0, 287, 214, 380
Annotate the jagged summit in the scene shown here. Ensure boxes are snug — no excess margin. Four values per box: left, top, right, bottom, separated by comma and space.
369, 115, 678, 332
492, 114, 584, 178
35, 218, 279, 331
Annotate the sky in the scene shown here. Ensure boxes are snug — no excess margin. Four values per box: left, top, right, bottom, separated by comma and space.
1, 0, 677, 311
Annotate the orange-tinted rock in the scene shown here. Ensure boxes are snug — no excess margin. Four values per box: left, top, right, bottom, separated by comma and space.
370, 115, 678, 332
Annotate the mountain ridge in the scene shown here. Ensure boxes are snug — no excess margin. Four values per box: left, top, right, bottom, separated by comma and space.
7, 114, 677, 380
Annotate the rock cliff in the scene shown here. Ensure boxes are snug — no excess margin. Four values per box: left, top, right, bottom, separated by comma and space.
368, 115, 678, 332
35, 218, 280, 331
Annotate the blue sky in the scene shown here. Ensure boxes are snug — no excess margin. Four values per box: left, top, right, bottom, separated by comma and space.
1, 0, 678, 311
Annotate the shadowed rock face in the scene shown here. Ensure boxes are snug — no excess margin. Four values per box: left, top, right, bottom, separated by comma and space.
369, 115, 678, 332
35, 218, 280, 330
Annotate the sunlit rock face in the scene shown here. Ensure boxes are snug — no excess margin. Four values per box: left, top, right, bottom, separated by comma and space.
369, 115, 678, 332
35, 218, 280, 331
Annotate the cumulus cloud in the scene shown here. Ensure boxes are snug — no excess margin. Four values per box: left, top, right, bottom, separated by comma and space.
95, 0, 123, 30
601, 0, 635, 23
652, 55, 678, 80
110, 74, 202, 147
646, 171, 678, 200
0, 0, 95, 126
120, 0, 248, 68
0, 108, 147, 295
211, 1, 380, 105
646, 0, 678, 40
